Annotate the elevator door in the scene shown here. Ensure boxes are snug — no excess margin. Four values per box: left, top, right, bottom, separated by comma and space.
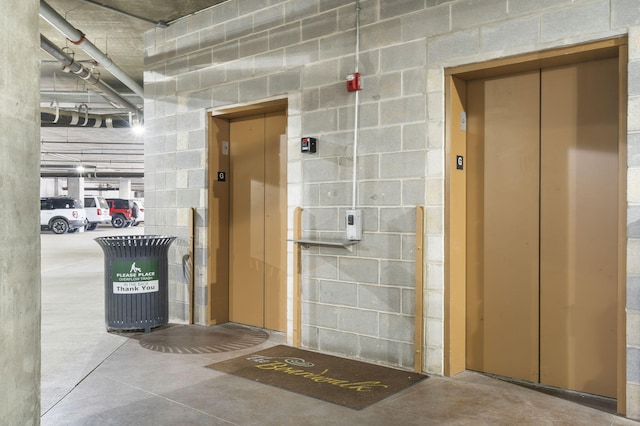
229, 111, 287, 332
466, 57, 618, 398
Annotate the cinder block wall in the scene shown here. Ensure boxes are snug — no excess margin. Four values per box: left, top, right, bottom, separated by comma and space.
144, 0, 640, 417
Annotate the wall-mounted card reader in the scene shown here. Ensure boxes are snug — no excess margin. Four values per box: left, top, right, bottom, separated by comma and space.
301, 137, 316, 153
346, 209, 362, 241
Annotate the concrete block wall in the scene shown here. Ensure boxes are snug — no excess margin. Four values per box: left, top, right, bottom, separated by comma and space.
144, 0, 640, 417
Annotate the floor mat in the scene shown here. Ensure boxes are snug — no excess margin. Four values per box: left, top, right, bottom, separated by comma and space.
206, 345, 427, 410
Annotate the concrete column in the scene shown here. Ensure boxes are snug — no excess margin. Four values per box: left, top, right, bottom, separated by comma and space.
68, 177, 85, 201
0, 0, 41, 423
119, 178, 132, 198
40, 177, 57, 197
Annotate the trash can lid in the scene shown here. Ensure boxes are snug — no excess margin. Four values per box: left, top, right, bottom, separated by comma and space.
95, 235, 176, 247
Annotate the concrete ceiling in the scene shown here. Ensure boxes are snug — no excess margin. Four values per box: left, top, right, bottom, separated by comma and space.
39, 0, 230, 192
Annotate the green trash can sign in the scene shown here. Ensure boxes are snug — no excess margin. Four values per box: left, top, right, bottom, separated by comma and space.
112, 260, 159, 294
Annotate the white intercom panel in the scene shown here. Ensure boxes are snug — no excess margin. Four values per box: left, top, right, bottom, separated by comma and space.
346, 209, 362, 241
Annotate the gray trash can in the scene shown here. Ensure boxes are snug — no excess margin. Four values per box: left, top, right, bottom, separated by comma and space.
95, 235, 176, 332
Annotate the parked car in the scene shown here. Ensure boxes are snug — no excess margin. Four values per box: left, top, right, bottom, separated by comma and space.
132, 199, 144, 226
40, 197, 87, 234
105, 198, 136, 228
83, 196, 112, 230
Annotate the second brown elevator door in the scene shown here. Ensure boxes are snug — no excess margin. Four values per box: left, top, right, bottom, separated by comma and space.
466, 58, 618, 398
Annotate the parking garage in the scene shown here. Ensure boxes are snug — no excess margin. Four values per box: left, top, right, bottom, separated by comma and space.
4, 0, 640, 424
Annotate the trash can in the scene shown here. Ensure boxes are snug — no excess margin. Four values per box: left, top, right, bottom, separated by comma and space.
95, 235, 176, 332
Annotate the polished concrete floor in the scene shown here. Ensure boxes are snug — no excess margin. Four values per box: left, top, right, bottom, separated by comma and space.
40, 227, 639, 425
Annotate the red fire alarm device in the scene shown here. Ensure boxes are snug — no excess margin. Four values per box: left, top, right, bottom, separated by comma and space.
346, 72, 361, 92
301, 137, 316, 153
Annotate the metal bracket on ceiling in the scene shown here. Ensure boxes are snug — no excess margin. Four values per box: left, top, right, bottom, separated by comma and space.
69, 31, 86, 45
61, 46, 74, 58
60, 47, 74, 74
50, 99, 59, 123
78, 103, 89, 126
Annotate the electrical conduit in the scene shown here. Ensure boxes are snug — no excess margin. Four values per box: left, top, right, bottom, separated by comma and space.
39, 0, 144, 100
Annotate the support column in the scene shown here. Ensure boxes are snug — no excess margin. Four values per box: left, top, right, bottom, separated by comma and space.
68, 177, 85, 201
119, 178, 132, 199
0, 0, 41, 423
68, 177, 86, 232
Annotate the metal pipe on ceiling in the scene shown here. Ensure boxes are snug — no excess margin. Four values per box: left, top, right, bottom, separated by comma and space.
41, 107, 131, 128
41, 140, 144, 146
62, 186, 145, 191
42, 158, 143, 165
39, 35, 143, 118
41, 150, 144, 155
39, 0, 144, 100
41, 171, 144, 178
77, 0, 167, 28
40, 89, 141, 113
40, 164, 97, 169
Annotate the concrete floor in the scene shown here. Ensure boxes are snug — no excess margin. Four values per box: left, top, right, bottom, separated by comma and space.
40, 227, 639, 425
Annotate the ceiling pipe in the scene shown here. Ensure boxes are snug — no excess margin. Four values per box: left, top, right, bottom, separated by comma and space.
41, 140, 144, 146
41, 89, 141, 104
77, 0, 167, 28
39, 0, 144, 100
41, 107, 131, 128
41, 171, 144, 178
42, 158, 143, 165
40, 35, 143, 118
41, 150, 144, 155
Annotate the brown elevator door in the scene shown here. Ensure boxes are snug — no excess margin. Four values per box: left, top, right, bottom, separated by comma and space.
539, 59, 618, 397
229, 111, 287, 331
466, 58, 618, 398
466, 71, 541, 383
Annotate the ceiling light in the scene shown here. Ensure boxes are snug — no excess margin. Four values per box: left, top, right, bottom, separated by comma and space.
129, 111, 144, 135
132, 123, 145, 135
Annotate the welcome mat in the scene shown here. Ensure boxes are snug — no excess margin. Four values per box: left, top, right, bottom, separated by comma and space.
206, 345, 427, 410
